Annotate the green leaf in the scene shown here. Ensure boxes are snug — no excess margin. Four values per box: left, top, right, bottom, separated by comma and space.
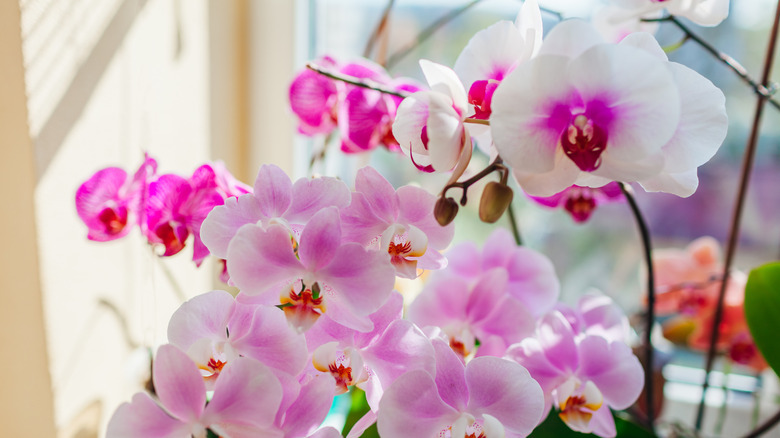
744, 262, 780, 378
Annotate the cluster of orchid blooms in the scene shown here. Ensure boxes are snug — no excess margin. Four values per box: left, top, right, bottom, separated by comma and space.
74, 0, 763, 436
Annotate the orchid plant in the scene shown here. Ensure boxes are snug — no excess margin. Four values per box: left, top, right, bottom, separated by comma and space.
75, 0, 780, 437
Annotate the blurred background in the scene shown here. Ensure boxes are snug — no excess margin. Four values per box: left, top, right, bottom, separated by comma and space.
1, 0, 779, 436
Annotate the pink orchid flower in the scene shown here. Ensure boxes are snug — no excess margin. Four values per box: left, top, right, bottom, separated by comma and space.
393, 60, 472, 172
555, 292, 633, 344
340, 166, 454, 279
226, 207, 396, 332
106, 344, 284, 438
444, 228, 560, 317
377, 339, 544, 438
290, 57, 421, 153
305, 292, 436, 410
507, 311, 644, 437
167, 290, 309, 388
201, 164, 350, 262
490, 19, 727, 197
76, 153, 157, 241
145, 165, 226, 264
451, 0, 543, 155
527, 182, 624, 223
409, 268, 536, 359
594, 0, 729, 41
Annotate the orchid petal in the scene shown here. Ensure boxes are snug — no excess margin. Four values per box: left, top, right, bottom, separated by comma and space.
377, 369, 460, 438
420, 60, 468, 111
355, 166, 399, 224
153, 344, 206, 422
465, 357, 545, 437
577, 335, 644, 409
298, 207, 342, 271
280, 376, 337, 437
168, 290, 235, 348
106, 393, 190, 438
227, 223, 303, 296
253, 165, 293, 219
201, 194, 263, 259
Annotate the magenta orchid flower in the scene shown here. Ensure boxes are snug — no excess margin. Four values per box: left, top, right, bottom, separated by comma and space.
490, 19, 727, 197
201, 164, 350, 263
167, 290, 308, 388
377, 339, 544, 438
305, 292, 436, 410
340, 166, 454, 279
527, 182, 623, 223
226, 207, 396, 332
555, 292, 633, 345
145, 165, 226, 264
290, 57, 421, 153
443, 228, 560, 317
76, 153, 157, 241
409, 268, 536, 359
506, 311, 644, 437
106, 344, 284, 438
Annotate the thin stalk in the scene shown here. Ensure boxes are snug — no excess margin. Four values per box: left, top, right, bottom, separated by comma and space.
386, 0, 483, 69
714, 360, 732, 436
306, 62, 408, 98
442, 158, 507, 206
363, 0, 395, 61
156, 255, 187, 303
751, 373, 762, 429
618, 182, 656, 434
506, 199, 523, 246
644, 16, 780, 110
743, 409, 780, 438
695, 3, 780, 431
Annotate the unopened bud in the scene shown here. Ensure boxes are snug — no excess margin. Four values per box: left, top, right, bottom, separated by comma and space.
479, 182, 514, 223
434, 197, 459, 226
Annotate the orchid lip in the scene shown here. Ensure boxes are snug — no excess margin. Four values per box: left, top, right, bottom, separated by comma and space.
560, 114, 608, 172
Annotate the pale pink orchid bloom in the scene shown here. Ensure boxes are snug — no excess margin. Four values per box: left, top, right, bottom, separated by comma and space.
145, 165, 226, 265
490, 20, 726, 197
506, 311, 644, 437
167, 290, 308, 389
409, 268, 536, 359
201, 164, 351, 263
340, 166, 454, 279
555, 292, 633, 345
452, 0, 543, 155
392, 60, 471, 172
527, 182, 623, 223
76, 153, 157, 241
443, 228, 560, 317
226, 207, 396, 333
106, 344, 285, 438
377, 339, 544, 438
305, 292, 436, 410
595, 0, 729, 42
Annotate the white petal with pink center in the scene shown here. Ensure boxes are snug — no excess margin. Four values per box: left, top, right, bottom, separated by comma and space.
380, 223, 428, 279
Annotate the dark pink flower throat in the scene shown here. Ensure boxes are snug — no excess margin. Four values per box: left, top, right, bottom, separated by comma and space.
560, 114, 608, 172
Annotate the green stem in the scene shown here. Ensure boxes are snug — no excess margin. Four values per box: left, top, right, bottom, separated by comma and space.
506, 198, 523, 246
715, 360, 732, 436
618, 182, 656, 435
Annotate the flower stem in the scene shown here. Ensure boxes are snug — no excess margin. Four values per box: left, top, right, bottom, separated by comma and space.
363, 0, 395, 62
644, 15, 780, 110
442, 157, 507, 206
306, 62, 409, 98
385, 0, 483, 69
506, 198, 523, 246
618, 182, 656, 434
743, 408, 780, 438
694, 3, 780, 432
